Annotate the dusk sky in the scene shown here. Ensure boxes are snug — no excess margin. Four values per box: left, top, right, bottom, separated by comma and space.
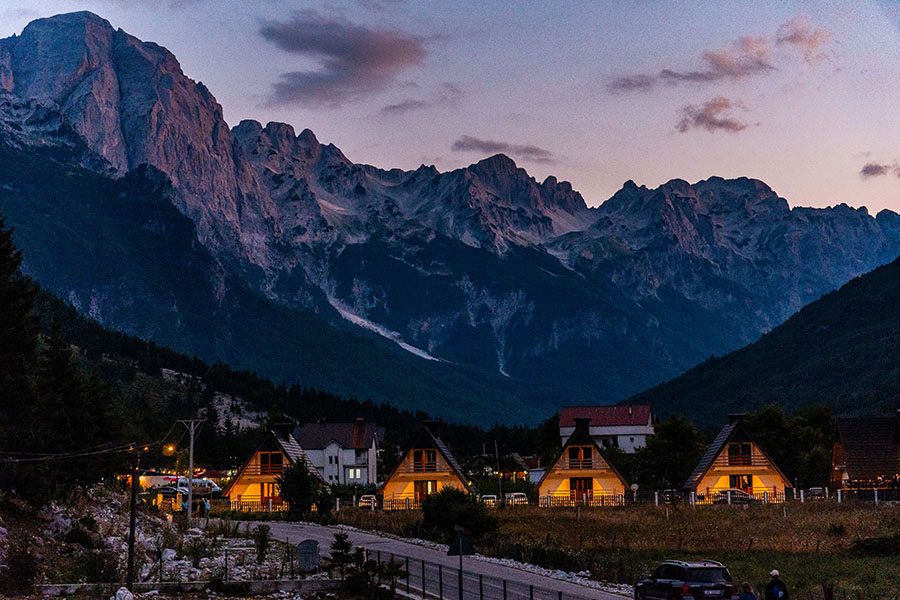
2, 0, 900, 213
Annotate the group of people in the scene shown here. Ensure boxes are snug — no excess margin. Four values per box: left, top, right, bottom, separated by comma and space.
180, 497, 211, 516
739, 570, 789, 600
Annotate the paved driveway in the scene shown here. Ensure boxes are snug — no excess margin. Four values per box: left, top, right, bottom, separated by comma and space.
258, 521, 628, 600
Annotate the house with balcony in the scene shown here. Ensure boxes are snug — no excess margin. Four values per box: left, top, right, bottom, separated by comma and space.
381, 423, 471, 510
538, 418, 628, 506
223, 426, 323, 511
683, 414, 791, 502
293, 419, 383, 485
559, 405, 654, 453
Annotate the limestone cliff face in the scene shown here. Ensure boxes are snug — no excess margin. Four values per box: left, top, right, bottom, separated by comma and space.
0, 11, 277, 265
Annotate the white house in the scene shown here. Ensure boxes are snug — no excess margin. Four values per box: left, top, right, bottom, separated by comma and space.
293, 419, 383, 485
559, 405, 654, 454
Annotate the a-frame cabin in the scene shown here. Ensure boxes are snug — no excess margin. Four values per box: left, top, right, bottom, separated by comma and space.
224, 425, 324, 511
683, 415, 791, 503
537, 418, 628, 506
381, 424, 471, 510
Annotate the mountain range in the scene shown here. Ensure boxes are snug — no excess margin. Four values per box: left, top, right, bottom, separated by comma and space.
1, 11, 899, 423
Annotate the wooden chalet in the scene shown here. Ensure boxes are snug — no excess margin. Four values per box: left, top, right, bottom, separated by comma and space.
832, 414, 900, 489
683, 415, 791, 502
381, 424, 471, 510
224, 426, 323, 511
537, 418, 628, 507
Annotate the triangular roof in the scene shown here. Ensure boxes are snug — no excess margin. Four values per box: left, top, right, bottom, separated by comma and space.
382, 425, 472, 492
560, 405, 653, 428
223, 428, 324, 496
536, 419, 628, 489
682, 418, 790, 491
836, 416, 900, 481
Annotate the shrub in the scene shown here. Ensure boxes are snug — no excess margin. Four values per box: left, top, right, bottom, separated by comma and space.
421, 488, 498, 543
0, 533, 41, 594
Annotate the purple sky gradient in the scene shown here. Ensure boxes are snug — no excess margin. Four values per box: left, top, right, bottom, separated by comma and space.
1, 0, 899, 213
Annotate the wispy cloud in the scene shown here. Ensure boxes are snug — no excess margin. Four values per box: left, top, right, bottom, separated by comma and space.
260, 10, 425, 107
776, 15, 833, 62
608, 16, 833, 94
859, 161, 900, 179
676, 97, 755, 134
382, 99, 430, 115
451, 135, 557, 164
381, 82, 463, 115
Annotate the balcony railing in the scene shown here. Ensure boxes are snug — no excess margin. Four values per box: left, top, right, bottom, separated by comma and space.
402, 461, 438, 473
241, 464, 284, 476
565, 459, 594, 469
540, 493, 624, 507
383, 497, 422, 511
713, 455, 769, 468
230, 497, 287, 512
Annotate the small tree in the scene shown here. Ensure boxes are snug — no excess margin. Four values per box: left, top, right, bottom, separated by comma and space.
324, 532, 355, 584
421, 488, 497, 543
252, 524, 271, 564
276, 459, 328, 518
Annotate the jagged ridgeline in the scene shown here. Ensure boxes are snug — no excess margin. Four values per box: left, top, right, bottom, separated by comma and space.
2, 11, 900, 423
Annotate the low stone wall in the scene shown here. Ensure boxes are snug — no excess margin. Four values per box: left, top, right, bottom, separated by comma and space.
39, 578, 341, 597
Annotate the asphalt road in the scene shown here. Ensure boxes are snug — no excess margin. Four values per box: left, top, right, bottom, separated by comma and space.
258, 521, 628, 600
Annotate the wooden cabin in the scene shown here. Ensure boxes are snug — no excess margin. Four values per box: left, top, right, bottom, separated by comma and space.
683, 415, 791, 503
381, 424, 471, 510
537, 418, 628, 506
223, 426, 323, 511
832, 414, 900, 489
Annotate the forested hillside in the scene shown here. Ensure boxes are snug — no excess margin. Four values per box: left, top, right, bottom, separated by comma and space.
629, 255, 900, 426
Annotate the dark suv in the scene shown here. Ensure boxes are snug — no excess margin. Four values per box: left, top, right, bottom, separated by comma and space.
634, 560, 737, 599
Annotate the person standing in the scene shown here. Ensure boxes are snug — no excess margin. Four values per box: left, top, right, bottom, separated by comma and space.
765, 569, 789, 600
739, 581, 757, 600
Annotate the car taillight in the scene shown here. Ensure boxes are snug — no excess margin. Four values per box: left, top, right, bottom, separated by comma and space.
680, 584, 691, 595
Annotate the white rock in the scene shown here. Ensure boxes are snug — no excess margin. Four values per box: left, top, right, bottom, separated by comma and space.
114, 586, 134, 600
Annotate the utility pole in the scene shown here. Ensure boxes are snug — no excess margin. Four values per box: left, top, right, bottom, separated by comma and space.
178, 419, 203, 523
494, 439, 502, 501
126, 444, 139, 590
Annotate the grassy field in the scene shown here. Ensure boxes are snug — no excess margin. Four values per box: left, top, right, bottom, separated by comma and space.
334, 502, 900, 598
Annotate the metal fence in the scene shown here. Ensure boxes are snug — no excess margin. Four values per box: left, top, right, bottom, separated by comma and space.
370, 551, 594, 600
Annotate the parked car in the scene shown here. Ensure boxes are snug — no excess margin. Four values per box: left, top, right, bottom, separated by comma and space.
504, 492, 529, 506
358, 494, 377, 509
806, 487, 826, 499
151, 486, 189, 498
480, 494, 499, 507
634, 559, 737, 599
711, 489, 758, 504
661, 489, 681, 504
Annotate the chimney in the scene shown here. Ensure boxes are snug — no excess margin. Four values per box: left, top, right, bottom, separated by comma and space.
422, 419, 442, 436
573, 417, 592, 431
727, 413, 746, 424
272, 422, 294, 437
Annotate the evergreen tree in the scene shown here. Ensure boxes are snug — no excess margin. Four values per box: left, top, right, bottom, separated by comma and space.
275, 458, 328, 518
324, 532, 355, 583
0, 216, 38, 447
